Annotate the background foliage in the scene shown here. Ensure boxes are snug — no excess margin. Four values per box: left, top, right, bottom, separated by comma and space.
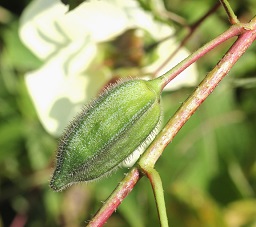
0, 0, 256, 226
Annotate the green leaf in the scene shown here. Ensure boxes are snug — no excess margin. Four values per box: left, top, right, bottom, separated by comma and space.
2, 21, 42, 70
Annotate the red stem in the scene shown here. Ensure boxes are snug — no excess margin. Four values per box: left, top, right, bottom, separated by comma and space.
87, 168, 141, 227
153, 2, 221, 77
159, 23, 245, 89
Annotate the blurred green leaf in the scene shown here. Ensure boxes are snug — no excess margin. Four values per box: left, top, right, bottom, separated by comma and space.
168, 182, 227, 227
0, 118, 24, 161
2, 22, 42, 70
44, 190, 62, 220
224, 200, 256, 227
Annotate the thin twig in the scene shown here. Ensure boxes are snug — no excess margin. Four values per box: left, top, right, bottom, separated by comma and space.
153, 2, 221, 77
219, 0, 240, 24
158, 23, 245, 89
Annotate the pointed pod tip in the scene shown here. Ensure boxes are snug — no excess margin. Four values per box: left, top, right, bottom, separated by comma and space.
50, 170, 72, 192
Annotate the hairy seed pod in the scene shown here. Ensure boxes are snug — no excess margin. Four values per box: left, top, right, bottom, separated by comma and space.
50, 78, 162, 191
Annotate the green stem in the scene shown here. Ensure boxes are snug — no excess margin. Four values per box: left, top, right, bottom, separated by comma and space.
139, 166, 168, 227
219, 0, 240, 24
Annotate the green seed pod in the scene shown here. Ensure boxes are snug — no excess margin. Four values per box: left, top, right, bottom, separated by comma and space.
50, 78, 162, 191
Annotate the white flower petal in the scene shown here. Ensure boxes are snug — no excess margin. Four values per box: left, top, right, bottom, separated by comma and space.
24, 41, 110, 136
61, 0, 130, 42
19, 0, 68, 59
19, 0, 133, 59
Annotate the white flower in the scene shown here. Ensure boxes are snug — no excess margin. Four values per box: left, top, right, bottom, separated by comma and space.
19, 0, 198, 136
